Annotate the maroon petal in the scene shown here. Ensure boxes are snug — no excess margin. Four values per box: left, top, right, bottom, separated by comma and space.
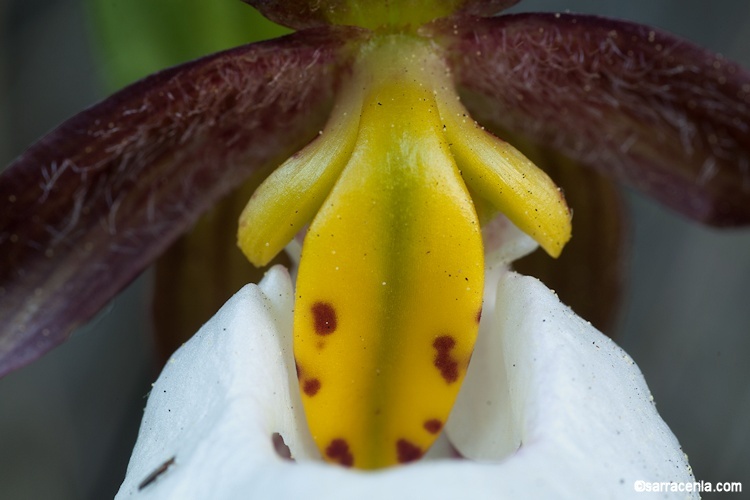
0, 26, 363, 378
244, 0, 521, 30
431, 13, 750, 226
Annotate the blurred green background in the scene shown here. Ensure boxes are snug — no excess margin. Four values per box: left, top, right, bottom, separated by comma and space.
1, 1, 749, 498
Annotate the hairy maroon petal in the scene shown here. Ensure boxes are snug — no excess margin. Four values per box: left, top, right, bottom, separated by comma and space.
244, 0, 521, 30
432, 13, 750, 226
0, 26, 362, 378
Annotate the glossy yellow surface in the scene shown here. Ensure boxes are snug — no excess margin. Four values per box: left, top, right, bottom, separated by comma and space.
294, 38, 483, 469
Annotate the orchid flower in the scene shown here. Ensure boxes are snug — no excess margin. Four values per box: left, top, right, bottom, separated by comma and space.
1, 0, 750, 480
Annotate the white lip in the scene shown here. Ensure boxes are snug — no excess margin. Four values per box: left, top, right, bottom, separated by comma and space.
116, 260, 695, 499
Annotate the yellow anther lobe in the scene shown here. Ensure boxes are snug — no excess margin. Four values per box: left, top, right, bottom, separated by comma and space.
436, 90, 572, 257
237, 77, 364, 266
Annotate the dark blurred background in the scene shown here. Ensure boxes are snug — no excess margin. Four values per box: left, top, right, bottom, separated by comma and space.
1, 1, 749, 498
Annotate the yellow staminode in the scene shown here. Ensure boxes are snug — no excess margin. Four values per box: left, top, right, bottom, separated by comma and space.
294, 38, 483, 469
237, 35, 571, 469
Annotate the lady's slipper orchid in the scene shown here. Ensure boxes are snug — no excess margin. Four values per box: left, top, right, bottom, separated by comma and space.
1, 0, 750, 477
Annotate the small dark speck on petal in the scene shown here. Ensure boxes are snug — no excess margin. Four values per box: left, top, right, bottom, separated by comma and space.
138, 457, 176, 491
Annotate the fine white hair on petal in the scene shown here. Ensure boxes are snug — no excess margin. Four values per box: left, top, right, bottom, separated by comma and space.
446, 271, 696, 498
118, 266, 695, 499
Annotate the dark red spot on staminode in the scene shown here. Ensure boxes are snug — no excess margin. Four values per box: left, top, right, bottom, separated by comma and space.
476, 307, 483, 324
396, 439, 423, 463
423, 419, 443, 434
312, 302, 337, 335
326, 439, 354, 467
433, 335, 455, 351
433, 335, 459, 383
303, 378, 321, 396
